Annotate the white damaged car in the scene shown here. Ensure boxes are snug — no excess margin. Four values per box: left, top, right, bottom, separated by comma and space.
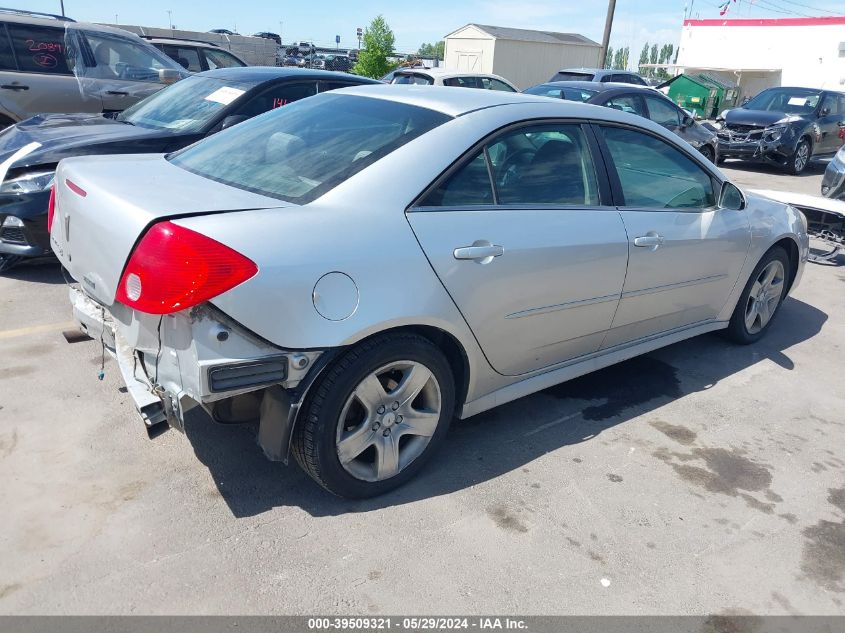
50, 86, 809, 497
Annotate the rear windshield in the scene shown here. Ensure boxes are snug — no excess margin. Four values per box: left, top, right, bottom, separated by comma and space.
524, 84, 597, 102
168, 93, 451, 204
550, 72, 594, 82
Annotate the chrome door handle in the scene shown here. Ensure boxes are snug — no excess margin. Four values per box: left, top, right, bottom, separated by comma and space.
106, 90, 129, 96
633, 234, 665, 248
453, 242, 504, 263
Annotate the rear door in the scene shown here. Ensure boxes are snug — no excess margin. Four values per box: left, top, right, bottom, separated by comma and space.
596, 124, 751, 348
2, 22, 102, 118
406, 122, 629, 376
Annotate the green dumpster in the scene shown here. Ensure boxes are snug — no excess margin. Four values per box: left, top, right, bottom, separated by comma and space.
662, 73, 738, 120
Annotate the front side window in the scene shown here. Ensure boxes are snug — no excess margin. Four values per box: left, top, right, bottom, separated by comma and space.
820, 94, 844, 116
7, 24, 72, 74
600, 125, 715, 209
82, 32, 176, 82
117, 75, 255, 132
204, 48, 245, 69
645, 96, 681, 127
421, 124, 601, 207
169, 93, 451, 204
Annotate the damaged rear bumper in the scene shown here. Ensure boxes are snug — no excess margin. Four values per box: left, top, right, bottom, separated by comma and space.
69, 286, 328, 462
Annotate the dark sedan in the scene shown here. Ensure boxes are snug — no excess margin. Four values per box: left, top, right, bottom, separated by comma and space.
0, 67, 378, 272
524, 81, 719, 162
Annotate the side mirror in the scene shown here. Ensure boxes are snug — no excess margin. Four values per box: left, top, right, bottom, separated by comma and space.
719, 181, 745, 211
220, 115, 249, 130
159, 68, 182, 85
682, 114, 695, 128
820, 106, 831, 117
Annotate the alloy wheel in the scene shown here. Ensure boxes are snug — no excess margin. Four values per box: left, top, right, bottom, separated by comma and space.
336, 360, 442, 482
744, 260, 785, 334
794, 142, 809, 173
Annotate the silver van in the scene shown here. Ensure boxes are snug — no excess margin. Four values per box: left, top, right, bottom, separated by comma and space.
0, 8, 188, 127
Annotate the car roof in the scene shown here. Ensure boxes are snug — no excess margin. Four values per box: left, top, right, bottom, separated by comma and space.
333, 84, 634, 118
146, 36, 223, 47
0, 12, 149, 38
394, 68, 507, 80
531, 81, 657, 93
195, 66, 380, 83
557, 68, 608, 74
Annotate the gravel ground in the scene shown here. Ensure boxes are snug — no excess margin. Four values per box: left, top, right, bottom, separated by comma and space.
0, 159, 843, 615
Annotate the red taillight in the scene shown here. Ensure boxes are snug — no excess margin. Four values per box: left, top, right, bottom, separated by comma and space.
115, 221, 258, 315
46, 184, 56, 233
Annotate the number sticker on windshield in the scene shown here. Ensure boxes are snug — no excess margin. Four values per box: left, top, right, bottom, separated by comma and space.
787, 97, 807, 106
204, 86, 246, 105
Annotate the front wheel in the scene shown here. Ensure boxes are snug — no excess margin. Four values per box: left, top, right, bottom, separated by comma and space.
292, 332, 455, 498
787, 138, 811, 175
725, 247, 790, 344
699, 145, 715, 163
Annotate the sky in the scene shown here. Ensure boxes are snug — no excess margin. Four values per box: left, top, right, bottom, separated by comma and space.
26, 0, 845, 64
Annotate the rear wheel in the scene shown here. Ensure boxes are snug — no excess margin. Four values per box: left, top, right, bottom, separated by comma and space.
787, 138, 811, 175
725, 247, 790, 344
292, 332, 455, 498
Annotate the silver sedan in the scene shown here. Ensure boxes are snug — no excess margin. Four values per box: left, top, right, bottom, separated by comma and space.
50, 86, 810, 498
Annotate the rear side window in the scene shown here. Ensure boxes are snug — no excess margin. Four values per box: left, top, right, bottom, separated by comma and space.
204, 48, 245, 69
161, 45, 202, 72
7, 24, 71, 74
234, 82, 317, 117
422, 124, 601, 207
645, 96, 681, 127
480, 77, 515, 92
603, 94, 645, 117
0, 25, 15, 70
551, 72, 593, 82
600, 126, 715, 209
392, 73, 432, 85
443, 76, 482, 89
169, 93, 451, 204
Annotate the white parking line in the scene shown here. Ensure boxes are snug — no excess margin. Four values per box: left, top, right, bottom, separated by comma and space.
0, 321, 76, 341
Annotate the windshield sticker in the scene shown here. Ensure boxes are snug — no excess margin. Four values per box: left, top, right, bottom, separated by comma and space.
787, 97, 807, 106
204, 86, 246, 105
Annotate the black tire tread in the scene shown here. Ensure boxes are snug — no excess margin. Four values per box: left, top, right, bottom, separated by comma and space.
291, 332, 452, 497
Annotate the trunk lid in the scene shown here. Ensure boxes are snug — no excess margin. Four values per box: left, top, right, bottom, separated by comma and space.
51, 153, 287, 306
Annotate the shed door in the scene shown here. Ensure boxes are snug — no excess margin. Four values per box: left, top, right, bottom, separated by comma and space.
456, 50, 481, 72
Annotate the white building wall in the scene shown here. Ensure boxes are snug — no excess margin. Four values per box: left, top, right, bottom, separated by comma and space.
676, 18, 845, 92
444, 26, 495, 74
491, 39, 601, 89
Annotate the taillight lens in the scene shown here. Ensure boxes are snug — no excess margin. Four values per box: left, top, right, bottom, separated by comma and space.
115, 221, 258, 315
46, 184, 56, 233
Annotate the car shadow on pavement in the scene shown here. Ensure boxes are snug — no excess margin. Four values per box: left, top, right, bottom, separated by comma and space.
1, 260, 65, 285
183, 296, 827, 518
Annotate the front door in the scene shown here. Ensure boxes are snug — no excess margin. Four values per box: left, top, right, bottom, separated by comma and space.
817, 93, 845, 155
407, 122, 629, 376
596, 124, 751, 348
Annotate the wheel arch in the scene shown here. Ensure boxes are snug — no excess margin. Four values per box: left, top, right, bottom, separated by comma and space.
772, 236, 800, 294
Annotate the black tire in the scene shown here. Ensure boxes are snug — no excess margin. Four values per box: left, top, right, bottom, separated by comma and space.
0, 253, 23, 273
787, 137, 811, 175
292, 332, 455, 498
725, 246, 790, 344
699, 145, 715, 163
715, 155, 726, 166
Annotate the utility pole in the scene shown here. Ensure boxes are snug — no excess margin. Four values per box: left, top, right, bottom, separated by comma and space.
166, 10, 173, 30
599, 0, 617, 70
59, 0, 65, 17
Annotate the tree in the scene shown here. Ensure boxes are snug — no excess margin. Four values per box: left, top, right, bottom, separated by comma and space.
620, 46, 630, 71
649, 43, 658, 71
418, 41, 445, 60
352, 15, 396, 79
612, 48, 623, 70
604, 46, 613, 69
638, 43, 649, 74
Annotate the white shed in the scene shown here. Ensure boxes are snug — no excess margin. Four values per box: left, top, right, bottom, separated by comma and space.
443, 24, 601, 90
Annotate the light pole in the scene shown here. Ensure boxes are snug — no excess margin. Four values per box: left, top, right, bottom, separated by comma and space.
599, 0, 617, 70
166, 10, 173, 30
